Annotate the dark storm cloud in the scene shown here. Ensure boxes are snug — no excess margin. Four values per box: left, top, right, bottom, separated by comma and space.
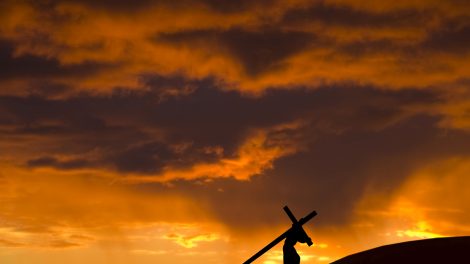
0, 39, 112, 81
58, 0, 155, 11
423, 22, 470, 54
27, 156, 93, 170
0, 94, 108, 134
109, 141, 172, 174
281, 2, 425, 28
106, 140, 221, 174
335, 39, 401, 58
203, 0, 273, 13
145, 115, 470, 231
156, 28, 316, 76
53, 0, 274, 13
0, 75, 439, 175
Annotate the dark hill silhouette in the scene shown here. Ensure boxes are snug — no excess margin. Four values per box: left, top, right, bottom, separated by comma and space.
331, 236, 470, 264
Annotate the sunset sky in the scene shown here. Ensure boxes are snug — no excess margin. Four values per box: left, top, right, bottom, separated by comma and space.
1, 1, 470, 263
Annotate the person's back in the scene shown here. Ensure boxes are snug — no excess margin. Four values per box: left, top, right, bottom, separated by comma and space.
283, 232, 300, 264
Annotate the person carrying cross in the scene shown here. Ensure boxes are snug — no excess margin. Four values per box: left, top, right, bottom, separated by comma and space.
283, 222, 312, 264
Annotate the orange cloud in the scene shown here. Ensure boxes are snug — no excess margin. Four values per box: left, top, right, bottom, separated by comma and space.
349, 156, 470, 251
121, 122, 305, 182
164, 233, 222, 248
1, 0, 469, 99
0, 162, 213, 236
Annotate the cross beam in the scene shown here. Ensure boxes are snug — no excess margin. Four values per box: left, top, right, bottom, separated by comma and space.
243, 206, 317, 264
283, 206, 313, 246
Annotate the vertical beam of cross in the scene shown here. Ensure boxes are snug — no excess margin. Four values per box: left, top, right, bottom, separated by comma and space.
284, 206, 298, 223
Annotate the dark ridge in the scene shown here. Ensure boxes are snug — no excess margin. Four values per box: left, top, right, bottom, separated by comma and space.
331, 236, 470, 264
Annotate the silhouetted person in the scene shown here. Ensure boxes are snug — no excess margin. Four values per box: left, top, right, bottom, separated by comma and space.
283, 230, 300, 264
283, 223, 310, 264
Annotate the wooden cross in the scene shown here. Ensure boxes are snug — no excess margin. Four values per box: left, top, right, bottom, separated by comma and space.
243, 206, 317, 264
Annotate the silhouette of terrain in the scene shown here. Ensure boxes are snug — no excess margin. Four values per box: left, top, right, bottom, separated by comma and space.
331, 236, 470, 264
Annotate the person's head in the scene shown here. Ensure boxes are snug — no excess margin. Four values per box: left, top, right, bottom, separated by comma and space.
291, 224, 313, 246
285, 230, 298, 247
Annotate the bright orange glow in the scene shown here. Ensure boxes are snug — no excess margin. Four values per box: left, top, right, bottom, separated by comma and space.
1, 157, 469, 262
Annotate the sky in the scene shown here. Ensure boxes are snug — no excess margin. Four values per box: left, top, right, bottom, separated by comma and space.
1, 0, 470, 263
